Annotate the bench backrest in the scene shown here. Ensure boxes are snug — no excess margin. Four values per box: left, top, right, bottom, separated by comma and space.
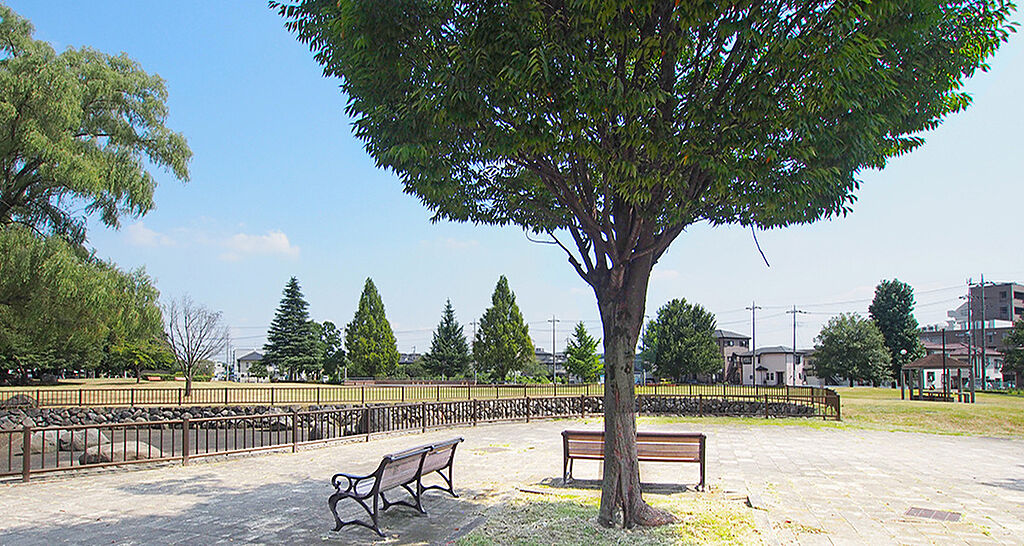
378, 446, 428, 491
422, 437, 463, 474
563, 430, 705, 462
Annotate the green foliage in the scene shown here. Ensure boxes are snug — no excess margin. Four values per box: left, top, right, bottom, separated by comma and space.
812, 313, 892, 386
868, 279, 926, 380
422, 299, 472, 378
641, 299, 721, 381
248, 359, 268, 379
279, 0, 1014, 238
395, 355, 430, 380
316, 320, 345, 382
1003, 319, 1024, 383
0, 227, 164, 372
474, 276, 534, 382
344, 278, 399, 377
0, 5, 191, 245
565, 322, 601, 382
263, 277, 322, 381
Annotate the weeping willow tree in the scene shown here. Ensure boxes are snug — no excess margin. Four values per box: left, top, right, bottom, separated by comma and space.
277, 0, 1015, 527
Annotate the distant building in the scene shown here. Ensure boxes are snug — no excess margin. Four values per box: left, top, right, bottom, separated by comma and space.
534, 347, 567, 381
714, 329, 750, 384
736, 346, 809, 386
970, 282, 1024, 324
235, 350, 264, 382
920, 340, 1005, 388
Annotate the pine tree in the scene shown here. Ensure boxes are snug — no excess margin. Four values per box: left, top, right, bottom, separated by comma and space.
422, 299, 471, 378
344, 278, 399, 377
263, 277, 321, 381
474, 276, 533, 382
868, 279, 925, 383
565, 321, 601, 383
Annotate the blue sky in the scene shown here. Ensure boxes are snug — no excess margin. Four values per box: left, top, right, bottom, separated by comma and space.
11, 2, 1023, 358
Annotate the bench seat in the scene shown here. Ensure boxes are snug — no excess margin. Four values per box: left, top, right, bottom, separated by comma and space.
562, 430, 705, 490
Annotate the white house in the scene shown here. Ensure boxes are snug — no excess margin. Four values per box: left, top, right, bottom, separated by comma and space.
737, 346, 809, 386
235, 350, 265, 382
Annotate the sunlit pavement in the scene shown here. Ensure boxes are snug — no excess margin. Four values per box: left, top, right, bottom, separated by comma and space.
0, 418, 1022, 545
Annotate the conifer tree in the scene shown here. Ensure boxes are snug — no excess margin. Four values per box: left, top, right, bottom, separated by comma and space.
263, 277, 321, 381
474, 276, 533, 382
565, 321, 601, 383
422, 299, 471, 378
868, 279, 925, 383
344, 278, 399, 377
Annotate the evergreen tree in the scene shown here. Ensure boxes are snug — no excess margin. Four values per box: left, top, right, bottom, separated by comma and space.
344, 278, 399, 377
263, 277, 321, 381
565, 321, 601, 383
640, 299, 721, 381
474, 276, 533, 382
868, 279, 925, 383
812, 313, 892, 386
422, 299, 471, 378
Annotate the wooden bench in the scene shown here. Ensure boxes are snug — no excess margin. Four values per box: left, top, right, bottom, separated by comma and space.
562, 430, 705, 490
327, 437, 463, 536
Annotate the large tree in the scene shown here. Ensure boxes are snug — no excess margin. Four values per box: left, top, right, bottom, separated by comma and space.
812, 313, 892, 386
344, 278, 399, 377
474, 276, 534, 381
565, 321, 602, 383
316, 320, 346, 382
0, 5, 190, 245
278, 0, 1014, 527
164, 295, 228, 397
422, 299, 472, 378
264, 277, 321, 381
868, 279, 925, 383
0, 226, 164, 376
640, 299, 721, 381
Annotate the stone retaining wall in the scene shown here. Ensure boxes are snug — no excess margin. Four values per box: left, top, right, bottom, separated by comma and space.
0, 395, 817, 431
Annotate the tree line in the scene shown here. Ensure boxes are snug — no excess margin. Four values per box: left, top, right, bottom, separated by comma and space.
255, 275, 606, 384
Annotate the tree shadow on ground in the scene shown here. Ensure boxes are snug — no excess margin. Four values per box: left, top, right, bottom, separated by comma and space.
981, 478, 1024, 492
0, 477, 494, 545
538, 476, 695, 495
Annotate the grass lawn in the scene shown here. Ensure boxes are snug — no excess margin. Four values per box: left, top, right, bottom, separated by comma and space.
642, 387, 1024, 438
458, 486, 762, 546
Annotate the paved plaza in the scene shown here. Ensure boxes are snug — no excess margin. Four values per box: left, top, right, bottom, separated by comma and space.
0, 419, 1022, 545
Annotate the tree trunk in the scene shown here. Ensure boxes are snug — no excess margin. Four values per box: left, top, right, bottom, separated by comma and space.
184, 373, 193, 398
594, 256, 675, 528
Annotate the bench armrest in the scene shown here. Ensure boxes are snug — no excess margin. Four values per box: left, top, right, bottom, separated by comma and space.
331, 471, 372, 492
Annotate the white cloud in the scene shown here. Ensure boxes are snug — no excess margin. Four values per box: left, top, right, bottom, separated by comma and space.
124, 222, 176, 247
220, 230, 300, 261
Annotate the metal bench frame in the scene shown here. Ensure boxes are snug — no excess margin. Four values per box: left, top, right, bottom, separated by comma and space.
327, 437, 463, 536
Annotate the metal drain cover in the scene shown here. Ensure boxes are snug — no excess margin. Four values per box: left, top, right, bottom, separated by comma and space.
905, 507, 962, 522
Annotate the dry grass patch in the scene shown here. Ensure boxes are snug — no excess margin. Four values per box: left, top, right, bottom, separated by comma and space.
458, 486, 762, 546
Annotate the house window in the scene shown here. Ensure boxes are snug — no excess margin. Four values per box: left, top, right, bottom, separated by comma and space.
727, 340, 734, 346
927, 371, 935, 382
1000, 291, 1007, 299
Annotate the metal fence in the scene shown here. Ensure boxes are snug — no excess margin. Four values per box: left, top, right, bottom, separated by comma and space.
1, 390, 839, 482
1, 383, 833, 408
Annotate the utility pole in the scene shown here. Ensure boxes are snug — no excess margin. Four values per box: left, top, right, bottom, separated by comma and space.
469, 320, 478, 383
745, 302, 762, 386
548, 315, 560, 383
980, 274, 990, 390
786, 306, 808, 386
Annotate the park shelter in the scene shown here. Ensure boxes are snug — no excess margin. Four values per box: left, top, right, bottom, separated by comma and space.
900, 354, 974, 403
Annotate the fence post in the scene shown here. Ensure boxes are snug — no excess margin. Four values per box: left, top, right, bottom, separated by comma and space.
467, 385, 471, 401
21, 425, 31, 482
525, 396, 531, 423
182, 418, 190, 466
178, 388, 182, 406
270, 388, 275, 406
436, 385, 440, 402
764, 395, 769, 419
401, 386, 405, 403
78, 389, 83, 406
472, 399, 477, 426
421, 402, 427, 432
224, 387, 229, 406
364, 407, 371, 442
698, 394, 703, 416
291, 409, 299, 453
361, 385, 365, 405
317, 387, 321, 406
130, 389, 135, 407
495, 385, 499, 399
580, 395, 585, 417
